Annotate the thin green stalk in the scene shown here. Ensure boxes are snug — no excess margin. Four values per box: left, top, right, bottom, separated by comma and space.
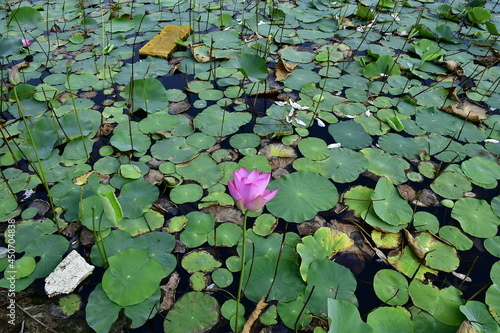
65, 67, 90, 162
14, 89, 61, 232
235, 209, 250, 333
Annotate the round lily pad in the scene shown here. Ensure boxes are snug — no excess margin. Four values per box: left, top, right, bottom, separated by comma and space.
163, 292, 220, 333
430, 171, 472, 200
409, 279, 465, 326
439, 226, 473, 251
102, 248, 165, 307
298, 137, 329, 160
267, 171, 338, 223
319, 148, 368, 183
461, 156, 500, 188
484, 237, 500, 257
207, 223, 242, 247
181, 250, 221, 274
451, 198, 500, 238
329, 121, 372, 149
211, 268, 233, 288
229, 133, 261, 149
170, 184, 203, 204
367, 307, 413, 333
372, 178, 412, 227
373, 269, 409, 305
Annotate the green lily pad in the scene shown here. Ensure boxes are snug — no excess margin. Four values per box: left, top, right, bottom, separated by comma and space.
415, 232, 459, 272
226, 53, 268, 82
181, 250, 221, 274
195, 105, 251, 136
409, 279, 465, 326
24, 234, 68, 278
229, 133, 261, 149
176, 153, 223, 188
102, 248, 165, 307
373, 269, 409, 306
267, 171, 338, 223
296, 227, 353, 281
124, 78, 168, 113
118, 180, 159, 219
388, 246, 438, 280
363, 55, 401, 79
277, 297, 312, 330
208, 223, 242, 247
329, 121, 372, 149
86, 284, 121, 333
12, 256, 36, 279
439, 226, 473, 251
484, 237, 500, 257
451, 198, 500, 238
367, 307, 414, 333
372, 178, 413, 227
298, 137, 329, 160
243, 257, 304, 302
304, 259, 358, 315
361, 148, 409, 184
461, 156, 500, 188
163, 292, 220, 333
460, 301, 500, 333
211, 268, 233, 288
319, 148, 368, 183
170, 184, 203, 204
430, 171, 472, 200
151, 136, 200, 163
328, 299, 373, 333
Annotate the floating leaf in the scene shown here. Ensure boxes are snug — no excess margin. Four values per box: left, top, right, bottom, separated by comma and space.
372, 178, 412, 227
267, 171, 338, 223
118, 180, 159, 219
227, 53, 268, 82
373, 269, 409, 306
460, 301, 500, 333
163, 292, 220, 333
451, 198, 500, 238
297, 227, 353, 281
329, 121, 372, 149
361, 148, 409, 184
363, 55, 401, 79
102, 248, 165, 307
124, 78, 168, 113
409, 279, 465, 326
328, 299, 373, 333
319, 148, 368, 183
367, 307, 414, 333
243, 257, 304, 302
195, 105, 251, 136
181, 250, 221, 274
304, 259, 358, 315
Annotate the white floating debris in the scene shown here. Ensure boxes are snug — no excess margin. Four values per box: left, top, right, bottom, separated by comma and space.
327, 143, 342, 148
315, 118, 326, 127
295, 119, 307, 126
365, 110, 371, 117
45, 250, 94, 297
485, 139, 499, 143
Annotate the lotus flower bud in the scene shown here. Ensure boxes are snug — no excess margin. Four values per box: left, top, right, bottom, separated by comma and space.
228, 167, 278, 212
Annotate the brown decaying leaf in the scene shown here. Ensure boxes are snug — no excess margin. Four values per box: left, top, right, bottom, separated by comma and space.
201, 206, 243, 225
145, 169, 164, 185
138, 25, 192, 59
242, 296, 268, 333
275, 58, 297, 81
404, 229, 426, 260
442, 100, 489, 124
397, 184, 416, 201
330, 219, 375, 275
457, 320, 479, 333
159, 271, 180, 312
168, 100, 191, 114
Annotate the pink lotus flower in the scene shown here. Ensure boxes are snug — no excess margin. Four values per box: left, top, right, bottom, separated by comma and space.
228, 167, 278, 212
21, 39, 31, 48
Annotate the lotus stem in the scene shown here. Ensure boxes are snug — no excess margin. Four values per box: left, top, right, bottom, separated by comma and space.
235, 209, 249, 333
